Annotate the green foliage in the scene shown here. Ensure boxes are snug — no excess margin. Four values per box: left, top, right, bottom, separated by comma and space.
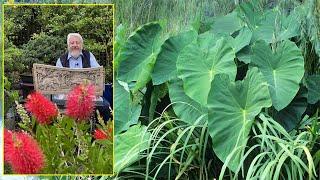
168, 78, 208, 125
4, 77, 20, 115
4, 6, 42, 46
177, 33, 236, 106
113, 0, 320, 179
207, 67, 272, 172
114, 124, 150, 173
114, 24, 127, 72
250, 40, 304, 110
4, 5, 114, 85
114, 80, 141, 134
209, 11, 243, 35
152, 30, 198, 85
271, 86, 308, 131
114, 0, 244, 36
8, 103, 114, 174
20, 32, 65, 69
117, 22, 163, 92
219, 113, 318, 180
306, 75, 320, 104
4, 37, 24, 83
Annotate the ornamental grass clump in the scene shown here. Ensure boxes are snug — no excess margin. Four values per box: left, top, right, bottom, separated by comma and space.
4, 129, 45, 174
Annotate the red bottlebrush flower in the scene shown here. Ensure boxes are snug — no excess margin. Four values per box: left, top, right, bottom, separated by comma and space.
93, 129, 109, 140
25, 92, 58, 125
4, 129, 45, 174
4, 129, 13, 163
66, 84, 95, 122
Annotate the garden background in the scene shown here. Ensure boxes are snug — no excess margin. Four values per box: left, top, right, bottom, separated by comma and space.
3, 4, 113, 116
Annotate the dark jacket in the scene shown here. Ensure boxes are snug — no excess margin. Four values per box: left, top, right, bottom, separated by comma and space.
59, 49, 91, 68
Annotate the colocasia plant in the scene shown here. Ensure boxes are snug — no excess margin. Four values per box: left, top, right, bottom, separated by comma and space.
4, 83, 113, 174
113, 0, 319, 179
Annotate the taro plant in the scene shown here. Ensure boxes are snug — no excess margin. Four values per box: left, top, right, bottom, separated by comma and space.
114, 0, 319, 179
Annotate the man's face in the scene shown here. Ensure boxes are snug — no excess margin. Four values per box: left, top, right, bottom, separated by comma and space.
68, 36, 82, 58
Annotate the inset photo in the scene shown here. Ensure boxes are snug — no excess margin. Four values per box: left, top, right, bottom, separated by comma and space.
3, 4, 114, 175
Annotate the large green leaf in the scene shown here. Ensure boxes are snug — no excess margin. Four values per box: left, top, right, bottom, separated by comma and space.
115, 125, 150, 173
250, 40, 304, 111
223, 27, 252, 53
236, 1, 263, 29
207, 67, 272, 172
253, 9, 300, 43
114, 80, 142, 134
152, 30, 197, 85
168, 78, 208, 125
117, 22, 163, 91
272, 86, 308, 131
277, 9, 301, 41
306, 75, 320, 104
236, 45, 252, 64
251, 10, 275, 43
210, 11, 243, 35
231, 27, 252, 52
237, 3, 301, 43
177, 32, 236, 105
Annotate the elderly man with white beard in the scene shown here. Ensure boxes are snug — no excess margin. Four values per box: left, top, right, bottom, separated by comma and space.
54, 33, 110, 124
56, 33, 100, 68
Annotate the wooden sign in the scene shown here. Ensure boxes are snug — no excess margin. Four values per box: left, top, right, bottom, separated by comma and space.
32, 63, 105, 95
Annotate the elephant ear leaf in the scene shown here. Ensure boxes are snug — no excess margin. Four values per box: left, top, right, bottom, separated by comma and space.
250, 40, 304, 111
115, 125, 151, 173
114, 80, 142, 134
177, 32, 236, 106
118, 22, 163, 91
168, 78, 208, 125
272, 86, 308, 131
207, 67, 272, 172
152, 30, 197, 85
210, 11, 244, 35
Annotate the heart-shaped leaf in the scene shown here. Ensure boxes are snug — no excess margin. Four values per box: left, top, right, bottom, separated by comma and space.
236, 1, 263, 29
168, 78, 208, 125
207, 67, 272, 172
117, 22, 163, 91
152, 30, 197, 85
177, 32, 236, 105
250, 40, 304, 110
115, 125, 150, 173
272, 86, 308, 131
252, 9, 300, 43
237, 2, 301, 43
231, 27, 252, 52
210, 11, 243, 35
223, 27, 252, 54
114, 80, 142, 134
236, 45, 252, 64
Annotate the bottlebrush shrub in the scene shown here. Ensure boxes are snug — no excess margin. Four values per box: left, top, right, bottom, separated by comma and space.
4, 84, 113, 174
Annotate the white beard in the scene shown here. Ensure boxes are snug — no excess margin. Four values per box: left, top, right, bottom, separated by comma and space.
70, 50, 81, 59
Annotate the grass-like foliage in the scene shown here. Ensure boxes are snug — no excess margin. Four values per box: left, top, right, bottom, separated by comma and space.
220, 113, 319, 180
